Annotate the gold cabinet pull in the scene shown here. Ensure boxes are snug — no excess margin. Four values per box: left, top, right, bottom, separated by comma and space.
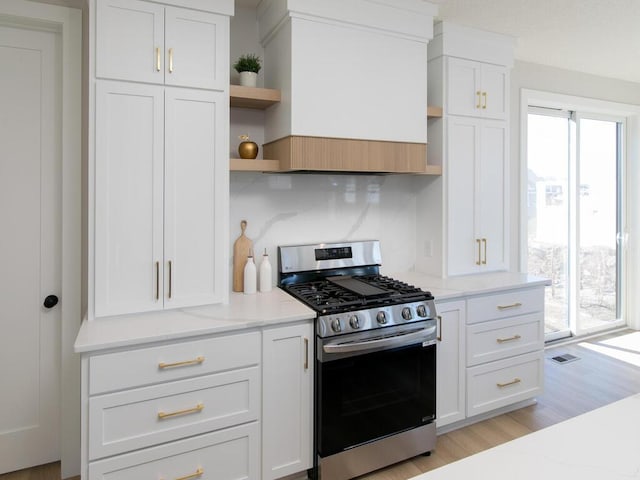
174, 468, 204, 480
155, 261, 160, 300
482, 238, 487, 265
158, 356, 205, 369
304, 337, 309, 370
497, 302, 523, 311
496, 334, 522, 344
437, 315, 442, 341
476, 90, 482, 109
168, 47, 174, 73
158, 403, 204, 419
476, 239, 481, 265
482, 91, 487, 109
168, 260, 173, 299
497, 378, 521, 388
155, 47, 161, 72
165, 468, 204, 480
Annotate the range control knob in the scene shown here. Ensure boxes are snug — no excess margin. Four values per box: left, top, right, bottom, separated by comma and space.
376, 311, 387, 325
349, 315, 360, 329
331, 319, 342, 333
401, 307, 412, 320
416, 304, 428, 318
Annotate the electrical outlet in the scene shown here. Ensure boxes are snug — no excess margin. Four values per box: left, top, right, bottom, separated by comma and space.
424, 240, 432, 257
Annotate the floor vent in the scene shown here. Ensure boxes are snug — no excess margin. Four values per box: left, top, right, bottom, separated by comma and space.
550, 353, 580, 364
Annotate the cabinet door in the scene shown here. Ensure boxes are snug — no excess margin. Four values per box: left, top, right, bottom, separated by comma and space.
447, 116, 480, 275
96, 0, 164, 84
165, 7, 228, 90
446, 57, 480, 117
164, 88, 227, 308
436, 300, 466, 428
478, 120, 507, 272
480, 64, 508, 120
262, 322, 313, 480
94, 81, 164, 317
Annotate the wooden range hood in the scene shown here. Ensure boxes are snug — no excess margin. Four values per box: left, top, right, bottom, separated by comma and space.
264, 135, 439, 174
257, 0, 439, 175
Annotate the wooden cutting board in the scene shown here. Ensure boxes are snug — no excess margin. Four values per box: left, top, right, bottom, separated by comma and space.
232, 220, 253, 292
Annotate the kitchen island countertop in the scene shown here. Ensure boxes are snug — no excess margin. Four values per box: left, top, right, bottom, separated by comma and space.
409, 392, 640, 480
74, 288, 315, 353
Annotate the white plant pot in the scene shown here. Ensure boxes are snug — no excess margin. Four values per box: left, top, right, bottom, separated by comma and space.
239, 71, 257, 88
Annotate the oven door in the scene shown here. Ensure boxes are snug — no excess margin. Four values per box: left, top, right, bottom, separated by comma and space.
316, 322, 436, 458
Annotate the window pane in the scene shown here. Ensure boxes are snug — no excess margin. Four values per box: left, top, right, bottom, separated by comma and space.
527, 113, 569, 336
578, 118, 618, 329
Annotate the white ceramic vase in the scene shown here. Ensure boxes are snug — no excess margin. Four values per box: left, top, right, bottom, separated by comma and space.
239, 71, 257, 87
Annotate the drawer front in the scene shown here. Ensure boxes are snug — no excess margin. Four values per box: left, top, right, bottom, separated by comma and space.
467, 287, 544, 324
466, 313, 543, 366
89, 367, 260, 460
89, 331, 260, 394
466, 351, 543, 417
89, 422, 259, 480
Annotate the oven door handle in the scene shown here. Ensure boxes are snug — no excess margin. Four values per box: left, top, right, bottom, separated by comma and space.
322, 326, 436, 354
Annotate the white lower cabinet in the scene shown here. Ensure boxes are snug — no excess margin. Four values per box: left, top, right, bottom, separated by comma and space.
435, 300, 466, 428
81, 321, 315, 480
88, 423, 259, 480
262, 322, 314, 480
465, 286, 545, 417
467, 350, 543, 417
435, 284, 545, 431
82, 331, 261, 479
88, 368, 260, 460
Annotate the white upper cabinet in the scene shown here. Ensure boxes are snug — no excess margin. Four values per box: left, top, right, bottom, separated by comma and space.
447, 58, 508, 120
90, 0, 231, 318
94, 83, 227, 317
417, 22, 514, 277
164, 88, 226, 309
94, 81, 164, 316
447, 116, 507, 275
96, 0, 228, 90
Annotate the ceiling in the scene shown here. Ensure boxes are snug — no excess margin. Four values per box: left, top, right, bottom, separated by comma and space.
235, 0, 640, 84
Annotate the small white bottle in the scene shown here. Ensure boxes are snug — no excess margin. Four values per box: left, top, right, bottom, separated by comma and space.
259, 249, 272, 293
243, 252, 257, 294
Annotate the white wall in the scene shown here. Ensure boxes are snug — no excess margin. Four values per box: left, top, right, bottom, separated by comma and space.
510, 61, 640, 329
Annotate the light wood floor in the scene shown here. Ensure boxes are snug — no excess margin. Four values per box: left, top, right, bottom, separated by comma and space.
3, 329, 639, 480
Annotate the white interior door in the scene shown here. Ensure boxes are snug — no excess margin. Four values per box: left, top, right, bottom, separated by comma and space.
0, 24, 62, 473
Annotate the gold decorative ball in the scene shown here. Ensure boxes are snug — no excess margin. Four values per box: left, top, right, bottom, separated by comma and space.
238, 140, 259, 159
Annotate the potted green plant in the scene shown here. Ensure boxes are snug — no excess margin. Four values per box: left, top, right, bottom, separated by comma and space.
234, 53, 262, 87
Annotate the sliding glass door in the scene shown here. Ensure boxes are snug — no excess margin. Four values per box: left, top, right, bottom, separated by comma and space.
526, 108, 625, 340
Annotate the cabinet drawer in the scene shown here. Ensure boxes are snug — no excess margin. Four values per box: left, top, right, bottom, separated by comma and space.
89, 331, 260, 394
467, 313, 543, 366
89, 367, 260, 460
89, 422, 259, 480
466, 351, 543, 417
467, 287, 544, 324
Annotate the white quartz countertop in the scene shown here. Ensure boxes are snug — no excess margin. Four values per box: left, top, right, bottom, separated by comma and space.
388, 271, 550, 302
75, 272, 550, 353
74, 288, 315, 353
410, 393, 640, 480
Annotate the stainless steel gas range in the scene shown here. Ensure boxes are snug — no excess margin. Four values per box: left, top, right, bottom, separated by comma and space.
278, 240, 437, 480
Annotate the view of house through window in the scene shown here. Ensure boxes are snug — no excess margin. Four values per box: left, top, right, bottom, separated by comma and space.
527, 108, 624, 340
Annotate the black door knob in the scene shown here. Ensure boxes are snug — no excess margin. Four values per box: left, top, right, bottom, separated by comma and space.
43, 295, 59, 309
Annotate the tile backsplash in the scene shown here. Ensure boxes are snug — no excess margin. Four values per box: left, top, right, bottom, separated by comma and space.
230, 172, 425, 285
